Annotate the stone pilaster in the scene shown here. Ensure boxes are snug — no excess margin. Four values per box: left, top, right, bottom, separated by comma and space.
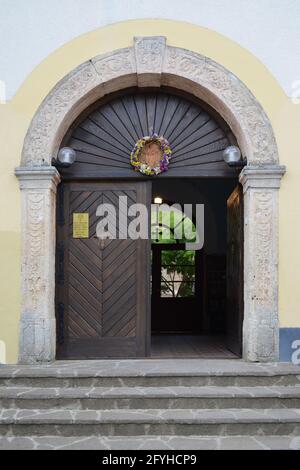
15, 167, 61, 364
239, 165, 285, 361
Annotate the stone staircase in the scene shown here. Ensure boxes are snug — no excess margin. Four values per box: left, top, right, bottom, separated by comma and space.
0, 359, 300, 450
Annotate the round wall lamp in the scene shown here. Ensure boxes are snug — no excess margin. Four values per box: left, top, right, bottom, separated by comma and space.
223, 145, 246, 168
53, 147, 77, 168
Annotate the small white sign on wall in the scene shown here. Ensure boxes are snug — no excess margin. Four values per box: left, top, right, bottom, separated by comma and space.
0, 340, 6, 364
0, 80, 6, 104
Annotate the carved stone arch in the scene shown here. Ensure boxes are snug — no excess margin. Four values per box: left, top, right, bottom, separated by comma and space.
21, 37, 278, 167
15, 36, 285, 363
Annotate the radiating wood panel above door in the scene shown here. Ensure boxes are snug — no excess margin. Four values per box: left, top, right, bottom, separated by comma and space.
61, 90, 237, 179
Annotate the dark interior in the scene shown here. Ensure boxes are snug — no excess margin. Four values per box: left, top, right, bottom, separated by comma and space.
150, 178, 238, 358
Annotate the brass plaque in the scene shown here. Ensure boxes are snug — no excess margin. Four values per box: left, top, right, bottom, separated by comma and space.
73, 213, 89, 238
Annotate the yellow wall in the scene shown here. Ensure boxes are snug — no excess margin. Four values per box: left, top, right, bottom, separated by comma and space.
0, 19, 299, 363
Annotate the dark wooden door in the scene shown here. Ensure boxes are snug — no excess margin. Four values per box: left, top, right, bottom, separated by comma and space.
56, 181, 151, 359
226, 184, 244, 356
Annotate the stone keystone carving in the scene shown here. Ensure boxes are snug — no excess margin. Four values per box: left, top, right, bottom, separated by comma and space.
134, 36, 166, 87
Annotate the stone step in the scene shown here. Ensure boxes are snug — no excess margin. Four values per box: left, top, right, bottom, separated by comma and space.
0, 434, 299, 450
1, 386, 300, 409
1, 408, 300, 437
3, 375, 300, 387
0, 360, 299, 388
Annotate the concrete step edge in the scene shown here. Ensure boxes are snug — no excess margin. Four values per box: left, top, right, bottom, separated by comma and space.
1, 385, 300, 399
1, 408, 300, 424
0, 435, 299, 450
1, 372, 300, 379
1, 360, 299, 379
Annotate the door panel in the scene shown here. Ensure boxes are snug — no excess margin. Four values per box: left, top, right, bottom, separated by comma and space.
226, 184, 244, 356
56, 181, 151, 359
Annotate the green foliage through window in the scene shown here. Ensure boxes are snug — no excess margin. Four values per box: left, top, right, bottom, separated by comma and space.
160, 250, 195, 298
151, 206, 196, 244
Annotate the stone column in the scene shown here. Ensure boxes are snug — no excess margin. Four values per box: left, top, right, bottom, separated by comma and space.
239, 165, 285, 362
15, 166, 61, 364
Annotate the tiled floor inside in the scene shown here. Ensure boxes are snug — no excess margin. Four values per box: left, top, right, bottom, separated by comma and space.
151, 334, 238, 358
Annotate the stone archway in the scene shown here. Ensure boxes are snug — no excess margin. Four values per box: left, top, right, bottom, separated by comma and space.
15, 36, 285, 363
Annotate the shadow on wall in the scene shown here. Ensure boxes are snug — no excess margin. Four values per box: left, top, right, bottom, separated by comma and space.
0, 340, 6, 364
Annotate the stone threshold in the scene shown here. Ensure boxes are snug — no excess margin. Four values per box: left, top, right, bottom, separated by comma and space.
0, 359, 299, 377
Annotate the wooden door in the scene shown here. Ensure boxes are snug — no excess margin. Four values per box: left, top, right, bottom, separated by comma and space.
226, 184, 244, 356
56, 181, 151, 359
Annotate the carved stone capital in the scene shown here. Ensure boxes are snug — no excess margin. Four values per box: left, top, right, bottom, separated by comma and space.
239, 165, 286, 191
15, 166, 61, 191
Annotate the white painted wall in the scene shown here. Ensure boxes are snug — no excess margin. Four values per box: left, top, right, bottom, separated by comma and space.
0, 0, 299, 99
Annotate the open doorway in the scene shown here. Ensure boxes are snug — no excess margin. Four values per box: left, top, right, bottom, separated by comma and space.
150, 178, 242, 358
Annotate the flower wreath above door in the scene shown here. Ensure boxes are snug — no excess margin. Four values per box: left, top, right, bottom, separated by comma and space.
130, 134, 172, 176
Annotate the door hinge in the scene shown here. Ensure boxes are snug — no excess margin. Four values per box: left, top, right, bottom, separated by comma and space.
57, 241, 65, 284
57, 302, 65, 345
57, 183, 65, 227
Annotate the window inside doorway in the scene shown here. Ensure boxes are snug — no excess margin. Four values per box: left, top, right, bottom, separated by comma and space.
160, 250, 196, 298
150, 203, 197, 298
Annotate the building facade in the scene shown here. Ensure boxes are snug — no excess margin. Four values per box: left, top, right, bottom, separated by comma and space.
0, 1, 300, 364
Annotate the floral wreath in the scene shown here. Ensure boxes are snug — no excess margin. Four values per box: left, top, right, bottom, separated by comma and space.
130, 134, 172, 176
